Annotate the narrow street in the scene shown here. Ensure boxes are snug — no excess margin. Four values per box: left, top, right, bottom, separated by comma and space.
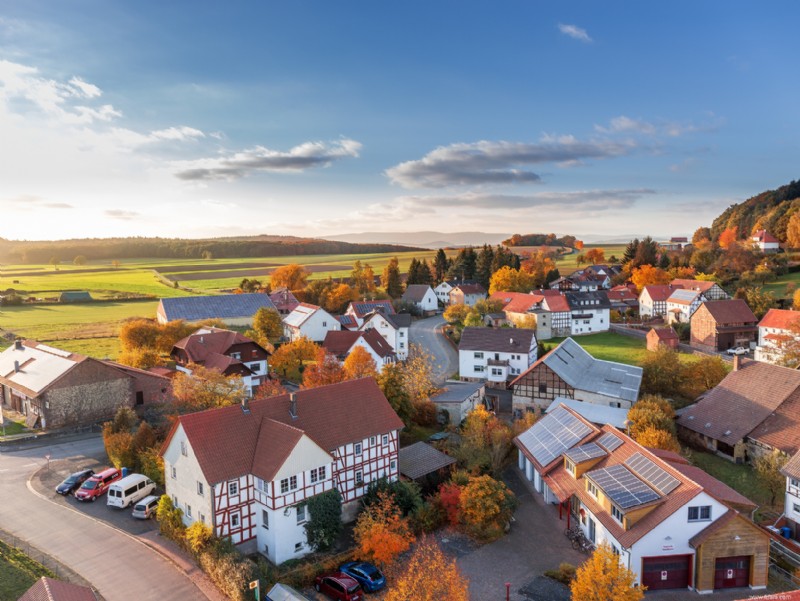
409, 314, 458, 384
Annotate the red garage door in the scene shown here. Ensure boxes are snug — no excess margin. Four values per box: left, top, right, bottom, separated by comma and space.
642, 555, 692, 590
714, 556, 750, 589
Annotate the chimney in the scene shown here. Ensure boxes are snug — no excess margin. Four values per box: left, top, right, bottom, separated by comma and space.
241, 396, 250, 413
200, 336, 204, 344
289, 392, 297, 419
732, 354, 741, 371
14, 339, 22, 350
13, 360, 19, 373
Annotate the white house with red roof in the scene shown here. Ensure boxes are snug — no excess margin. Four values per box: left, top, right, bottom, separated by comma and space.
755, 308, 800, 365
665, 288, 706, 324
161, 378, 404, 564
515, 403, 768, 593
359, 310, 411, 360
639, 284, 681, 318
283, 303, 340, 342
752, 230, 780, 253
322, 329, 396, 371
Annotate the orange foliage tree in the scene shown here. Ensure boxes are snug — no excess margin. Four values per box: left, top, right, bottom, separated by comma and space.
270, 263, 309, 291
172, 365, 247, 411
253, 378, 287, 399
384, 536, 469, 601
353, 491, 415, 566
270, 337, 319, 381
343, 346, 378, 380
302, 348, 347, 389
630, 265, 671, 292
584, 248, 605, 264
459, 474, 517, 542
571, 543, 644, 601
436, 482, 463, 526
718, 226, 738, 249
634, 426, 681, 453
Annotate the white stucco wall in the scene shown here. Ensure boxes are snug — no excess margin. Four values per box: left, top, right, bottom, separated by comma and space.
163, 424, 214, 527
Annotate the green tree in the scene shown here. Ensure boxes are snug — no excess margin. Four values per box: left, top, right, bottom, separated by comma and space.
304, 489, 343, 551
382, 256, 403, 298
362, 477, 423, 516
734, 286, 777, 320
475, 245, 495, 290
640, 347, 684, 397
434, 248, 450, 283
377, 363, 413, 425
248, 307, 283, 345
753, 449, 789, 505
49, 255, 60, 270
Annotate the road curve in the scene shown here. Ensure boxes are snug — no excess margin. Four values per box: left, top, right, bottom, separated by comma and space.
409, 314, 458, 384
0, 437, 212, 601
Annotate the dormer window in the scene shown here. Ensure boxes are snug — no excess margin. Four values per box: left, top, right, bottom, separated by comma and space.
611, 505, 624, 523
230, 352, 241, 360
565, 459, 576, 475
587, 481, 598, 498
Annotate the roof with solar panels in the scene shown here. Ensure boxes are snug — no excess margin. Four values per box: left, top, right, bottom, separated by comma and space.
514, 402, 756, 547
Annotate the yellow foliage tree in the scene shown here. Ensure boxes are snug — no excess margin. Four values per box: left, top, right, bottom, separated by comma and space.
787, 212, 800, 250
270, 337, 319, 381
443, 303, 471, 326
402, 344, 438, 403
270, 263, 309, 291
489, 266, 536, 294
630, 265, 671, 292
353, 492, 415, 566
343, 345, 378, 380
584, 248, 605, 264
459, 474, 516, 542
171, 365, 247, 411
385, 536, 469, 601
571, 543, 644, 601
634, 426, 681, 453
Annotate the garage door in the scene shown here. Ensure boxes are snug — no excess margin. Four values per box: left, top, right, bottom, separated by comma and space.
642, 555, 692, 590
714, 556, 750, 589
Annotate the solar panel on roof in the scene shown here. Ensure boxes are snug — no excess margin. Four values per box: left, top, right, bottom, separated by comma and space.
516, 406, 594, 468
588, 464, 660, 509
596, 431, 623, 452
625, 452, 680, 495
564, 442, 607, 464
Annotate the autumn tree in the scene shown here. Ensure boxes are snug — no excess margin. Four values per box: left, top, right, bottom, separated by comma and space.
382, 256, 403, 298
385, 536, 469, 601
454, 405, 514, 476
692, 227, 712, 244
402, 344, 439, 403
630, 265, 671, 292
718, 226, 738, 249
679, 355, 729, 399
640, 347, 684, 397
571, 543, 644, 601
377, 363, 413, 425
520, 251, 558, 287
626, 394, 676, 438
734, 286, 777, 320
343, 345, 378, 380
117, 347, 161, 370
584, 248, 605, 264
353, 491, 415, 566
253, 378, 288, 399
635, 426, 681, 453
270, 263, 308, 291
351, 260, 376, 295
247, 307, 283, 345
172, 366, 247, 411
443, 303, 471, 327
788, 212, 800, 250
302, 348, 347, 389
73, 255, 87, 265
753, 449, 789, 505
459, 474, 517, 542
270, 337, 319, 381
488, 266, 536, 294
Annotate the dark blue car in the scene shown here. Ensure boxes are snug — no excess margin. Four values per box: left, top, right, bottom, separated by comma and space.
339, 561, 386, 593
55, 469, 94, 495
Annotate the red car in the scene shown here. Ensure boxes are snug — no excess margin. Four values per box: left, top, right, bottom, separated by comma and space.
74, 468, 122, 502
314, 572, 363, 601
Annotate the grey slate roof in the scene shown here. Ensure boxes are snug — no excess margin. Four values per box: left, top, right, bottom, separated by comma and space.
401, 284, 434, 303
458, 327, 536, 353
432, 381, 484, 403
398, 441, 456, 480
158, 293, 276, 322
545, 397, 629, 429
565, 290, 612, 310
541, 338, 642, 403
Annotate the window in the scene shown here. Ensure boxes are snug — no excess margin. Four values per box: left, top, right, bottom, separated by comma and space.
230, 352, 241, 360
688, 506, 712, 522
355, 442, 362, 455
390, 460, 396, 471
793, 503, 800, 514
197, 481, 204, 496
474, 365, 485, 373
297, 505, 306, 524
262, 509, 269, 529
294, 542, 303, 553
187, 504, 192, 518
792, 478, 800, 489
587, 481, 598, 498
611, 505, 623, 522
322, 321, 327, 327
355, 470, 363, 485
565, 459, 575, 475
228, 481, 238, 496
491, 368, 502, 376
474, 352, 484, 359
382, 435, 389, 445
318, 465, 326, 480
290, 475, 297, 490
281, 478, 289, 494
257, 478, 269, 493
399, 331, 405, 338
230, 512, 240, 528
311, 466, 326, 483
399, 342, 405, 349
180, 441, 187, 456
199, 513, 205, 524
172, 495, 178, 506
538, 383, 547, 394
370, 436, 376, 446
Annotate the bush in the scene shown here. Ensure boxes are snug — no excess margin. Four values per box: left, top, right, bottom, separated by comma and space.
412, 399, 438, 427
185, 521, 213, 555
410, 500, 445, 534
304, 489, 343, 552
544, 562, 577, 585
198, 549, 257, 601
361, 477, 423, 516
156, 495, 185, 542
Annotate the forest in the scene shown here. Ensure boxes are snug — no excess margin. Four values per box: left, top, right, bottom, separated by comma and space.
710, 179, 800, 242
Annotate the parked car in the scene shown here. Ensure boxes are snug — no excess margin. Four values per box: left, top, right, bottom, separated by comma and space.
314, 572, 363, 601
107, 474, 156, 508
74, 467, 122, 502
132, 495, 160, 519
339, 561, 386, 593
55, 469, 94, 495
726, 346, 749, 355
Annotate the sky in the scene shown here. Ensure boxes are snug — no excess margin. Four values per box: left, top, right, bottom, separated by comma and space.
1, 1, 799, 242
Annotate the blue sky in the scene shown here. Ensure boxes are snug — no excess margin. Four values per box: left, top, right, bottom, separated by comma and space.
1, 1, 798, 242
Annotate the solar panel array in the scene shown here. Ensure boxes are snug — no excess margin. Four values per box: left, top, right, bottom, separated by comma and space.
625, 452, 681, 495
564, 442, 607, 464
596, 431, 623, 452
588, 464, 660, 509
517, 405, 594, 467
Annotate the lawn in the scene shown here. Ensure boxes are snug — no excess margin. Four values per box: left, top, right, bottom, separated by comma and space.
554, 244, 628, 272
0, 539, 54, 601
0, 416, 27, 436
689, 451, 773, 514
762, 271, 800, 299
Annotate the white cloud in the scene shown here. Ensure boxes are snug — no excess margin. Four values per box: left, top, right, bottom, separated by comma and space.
397, 189, 653, 211
558, 23, 592, 43
595, 116, 656, 135
68, 77, 102, 99
150, 126, 206, 141
105, 209, 139, 220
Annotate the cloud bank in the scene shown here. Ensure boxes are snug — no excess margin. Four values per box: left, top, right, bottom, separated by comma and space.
558, 24, 592, 43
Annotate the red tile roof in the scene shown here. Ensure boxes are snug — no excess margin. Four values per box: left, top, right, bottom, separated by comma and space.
781, 449, 800, 480
360, 328, 396, 358
650, 327, 678, 340
489, 291, 543, 313
269, 287, 300, 313
747, 386, 800, 455
541, 293, 570, 312
19, 578, 98, 601
641, 284, 682, 302
667, 462, 757, 512
753, 229, 780, 244
322, 331, 362, 357
453, 283, 487, 295
699, 299, 758, 325
647, 447, 689, 464
759, 308, 800, 331
670, 279, 719, 293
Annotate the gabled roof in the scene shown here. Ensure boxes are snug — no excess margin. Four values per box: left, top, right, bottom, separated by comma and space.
0, 340, 86, 397
541, 292, 570, 312
431, 381, 484, 403
666, 288, 702, 305
401, 284, 434, 303
360, 328, 396, 358
512, 338, 642, 403
167, 378, 404, 485
759, 308, 800, 331
696, 299, 757, 325
360, 310, 411, 331
605, 288, 638, 303
269, 287, 300, 312
283, 303, 325, 329
337, 314, 358, 330
173, 328, 267, 365
458, 327, 536, 354
59, 291, 93, 302
649, 327, 678, 340
781, 449, 800, 480
322, 329, 395, 359
565, 290, 611, 310
490, 291, 543, 313
19, 577, 99, 601
399, 441, 456, 480
677, 359, 800, 443
159, 293, 276, 322
641, 284, 682, 302
670, 279, 719, 294
746, 386, 800, 455
545, 397, 629, 429
452, 283, 487, 295
667, 462, 757, 512
349, 300, 395, 319
753, 229, 780, 244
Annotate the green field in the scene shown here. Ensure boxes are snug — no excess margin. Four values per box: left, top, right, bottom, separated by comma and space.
553, 244, 627, 272
762, 271, 800, 299
690, 451, 772, 513
0, 539, 54, 601
549, 331, 704, 368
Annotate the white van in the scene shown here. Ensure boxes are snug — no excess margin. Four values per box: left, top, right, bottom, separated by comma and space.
107, 474, 155, 508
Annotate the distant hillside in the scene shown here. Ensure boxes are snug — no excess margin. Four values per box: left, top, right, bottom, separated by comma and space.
321, 231, 510, 248
0, 235, 423, 264
711, 179, 800, 242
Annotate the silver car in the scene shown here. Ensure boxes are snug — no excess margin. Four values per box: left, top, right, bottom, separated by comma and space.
131, 495, 160, 519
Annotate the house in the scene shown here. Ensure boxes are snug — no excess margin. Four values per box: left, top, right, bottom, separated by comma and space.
160, 378, 404, 564
677, 356, 800, 463
344, 300, 395, 327
19, 577, 99, 601
321, 329, 396, 371
336, 314, 358, 331
448, 283, 487, 307
639, 284, 681, 318
665, 288, 706, 324
564, 290, 611, 335
157, 293, 277, 326
490, 291, 543, 326
538, 291, 572, 339
283, 303, 340, 342
433, 280, 457, 305
359, 310, 412, 361
269, 287, 300, 315
779, 452, 800, 543
400, 285, 438, 313
0, 340, 170, 429
752, 230, 780, 253
690, 300, 758, 353
458, 327, 537, 387
511, 337, 642, 414
515, 403, 769, 593
670, 279, 729, 301
754, 308, 800, 365
59, 291, 92, 303
606, 285, 639, 314
483, 312, 507, 327
171, 327, 270, 397
430, 381, 485, 425
647, 327, 679, 351
551, 268, 608, 292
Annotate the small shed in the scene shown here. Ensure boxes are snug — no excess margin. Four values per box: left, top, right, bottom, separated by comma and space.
59, 291, 93, 303
647, 327, 679, 351
399, 441, 456, 491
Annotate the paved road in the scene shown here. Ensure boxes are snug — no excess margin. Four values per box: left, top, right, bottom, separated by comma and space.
0, 436, 212, 601
410, 314, 458, 384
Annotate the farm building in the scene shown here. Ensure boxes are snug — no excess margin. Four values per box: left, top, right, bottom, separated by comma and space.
59, 291, 93, 303
157, 293, 277, 326
647, 327, 679, 351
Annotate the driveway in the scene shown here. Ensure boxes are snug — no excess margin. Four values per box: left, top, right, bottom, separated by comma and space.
410, 314, 458, 384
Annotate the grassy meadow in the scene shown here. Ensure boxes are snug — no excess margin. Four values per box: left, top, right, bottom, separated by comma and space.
0, 539, 54, 601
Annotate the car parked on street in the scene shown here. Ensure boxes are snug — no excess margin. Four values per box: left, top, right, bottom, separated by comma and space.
55, 469, 94, 495
74, 467, 122, 502
314, 572, 363, 601
339, 561, 386, 593
132, 495, 160, 519
726, 346, 749, 355
107, 474, 155, 509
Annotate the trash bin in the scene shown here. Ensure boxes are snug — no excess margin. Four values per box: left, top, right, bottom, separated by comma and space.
781, 526, 792, 539
121, 467, 129, 478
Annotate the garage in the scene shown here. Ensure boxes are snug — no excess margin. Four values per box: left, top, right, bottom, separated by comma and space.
714, 556, 750, 589
641, 555, 692, 590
